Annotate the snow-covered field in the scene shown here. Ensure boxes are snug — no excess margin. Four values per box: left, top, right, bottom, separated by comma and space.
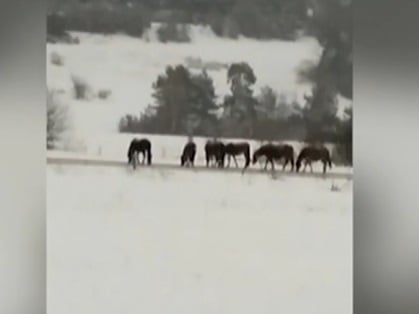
48, 165, 352, 314
47, 25, 352, 313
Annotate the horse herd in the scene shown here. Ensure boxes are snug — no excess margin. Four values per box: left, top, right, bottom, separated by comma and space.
127, 138, 333, 174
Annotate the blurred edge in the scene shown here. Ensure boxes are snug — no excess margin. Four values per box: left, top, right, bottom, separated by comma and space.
0, 1, 46, 314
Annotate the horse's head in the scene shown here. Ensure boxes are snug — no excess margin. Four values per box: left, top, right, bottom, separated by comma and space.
252, 150, 260, 164
180, 154, 186, 166
216, 152, 225, 168
295, 158, 302, 172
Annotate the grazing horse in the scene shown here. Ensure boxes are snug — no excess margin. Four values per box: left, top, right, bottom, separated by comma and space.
224, 142, 251, 170
127, 138, 152, 169
204, 140, 225, 168
252, 144, 295, 171
296, 145, 332, 174
180, 141, 196, 167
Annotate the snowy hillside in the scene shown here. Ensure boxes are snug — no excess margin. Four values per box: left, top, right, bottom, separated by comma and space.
47, 24, 329, 137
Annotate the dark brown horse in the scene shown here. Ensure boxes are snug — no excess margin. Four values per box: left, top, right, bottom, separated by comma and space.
224, 142, 251, 170
180, 141, 196, 167
127, 138, 152, 169
296, 145, 332, 174
204, 140, 225, 168
252, 144, 295, 171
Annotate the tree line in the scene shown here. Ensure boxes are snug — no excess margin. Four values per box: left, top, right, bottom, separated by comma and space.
47, 0, 347, 42
47, 0, 352, 109
118, 62, 352, 165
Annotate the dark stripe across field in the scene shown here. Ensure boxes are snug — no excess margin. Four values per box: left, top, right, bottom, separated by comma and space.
47, 157, 353, 180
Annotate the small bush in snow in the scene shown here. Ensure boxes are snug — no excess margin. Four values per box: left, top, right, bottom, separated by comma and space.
98, 89, 112, 100
47, 90, 68, 149
157, 22, 190, 43
71, 75, 91, 100
330, 181, 341, 192
50, 51, 64, 66
331, 144, 351, 166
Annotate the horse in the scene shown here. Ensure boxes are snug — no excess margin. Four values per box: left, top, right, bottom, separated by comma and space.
204, 140, 225, 168
295, 145, 332, 174
127, 138, 152, 169
252, 143, 295, 171
224, 142, 251, 170
180, 141, 197, 167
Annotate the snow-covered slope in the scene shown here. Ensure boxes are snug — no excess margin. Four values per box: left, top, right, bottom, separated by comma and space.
47, 24, 326, 135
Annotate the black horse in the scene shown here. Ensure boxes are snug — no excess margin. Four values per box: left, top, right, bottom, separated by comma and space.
296, 145, 332, 174
180, 141, 196, 167
224, 142, 251, 170
127, 138, 152, 169
204, 140, 225, 168
252, 143, 295, 171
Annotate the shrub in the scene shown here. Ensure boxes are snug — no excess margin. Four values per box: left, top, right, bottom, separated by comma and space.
97, 89, 112, 100
331, 142, 352, 166
118, 114, 142, 133
157, 22, 190, 43
71, 75, 91, 100
47, 90, 68, 149
50, 51, 64, 66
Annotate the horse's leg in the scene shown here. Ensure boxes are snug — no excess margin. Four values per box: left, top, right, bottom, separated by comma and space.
304, 159, 308, 172
264, 158, 269, 171
309, 161, 313, 173
132, 152, 137, 169
323, 160, 327, 174
233, 155, 238, 168
227, 154, 231, 168
282, 159, 288, 171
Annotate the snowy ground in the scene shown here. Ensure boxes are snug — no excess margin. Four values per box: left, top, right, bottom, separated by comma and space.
47, 165, 352, 314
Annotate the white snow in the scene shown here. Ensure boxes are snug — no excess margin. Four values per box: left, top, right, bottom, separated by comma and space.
47, 164, 352, 314
47, 26, 352, 312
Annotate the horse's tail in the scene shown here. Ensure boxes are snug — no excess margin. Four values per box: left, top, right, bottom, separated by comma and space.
295, 149, 305, 171
325, 147, 332, 169
147, 146, 152, 165
244, 144, 251, 169
127, 142, 134, 162
296, 150, 303, 163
